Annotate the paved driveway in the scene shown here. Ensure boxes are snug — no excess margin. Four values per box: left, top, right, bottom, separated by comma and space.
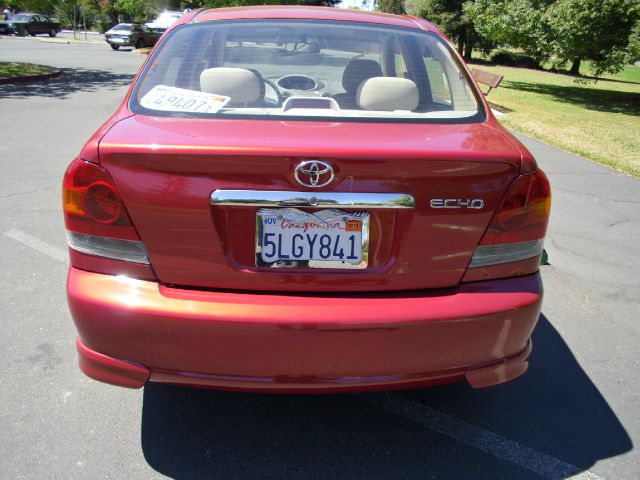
1, 37, 638, 479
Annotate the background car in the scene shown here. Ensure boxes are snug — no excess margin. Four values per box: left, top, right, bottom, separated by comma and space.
0, 13, 60, 37
64, 7, 550, 393
145, 10, 182, 33
104, 23, 161, 50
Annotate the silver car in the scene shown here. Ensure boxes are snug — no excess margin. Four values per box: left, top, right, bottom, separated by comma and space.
104, 23, 161, 50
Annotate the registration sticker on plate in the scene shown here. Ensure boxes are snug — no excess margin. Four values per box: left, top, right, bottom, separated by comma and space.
256, 208, 369, 269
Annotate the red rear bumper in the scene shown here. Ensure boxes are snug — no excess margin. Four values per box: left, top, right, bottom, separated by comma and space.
68, 268, 542, 392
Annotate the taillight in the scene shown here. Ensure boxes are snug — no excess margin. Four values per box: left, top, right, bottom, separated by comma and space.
479, 170, 550, 246
63, 159, 150, 266
467, 170, 550, 274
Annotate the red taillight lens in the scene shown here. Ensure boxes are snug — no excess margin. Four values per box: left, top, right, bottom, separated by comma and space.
480, 170, 551, 246
84, 182, 121, 224
63, 159, 139, 241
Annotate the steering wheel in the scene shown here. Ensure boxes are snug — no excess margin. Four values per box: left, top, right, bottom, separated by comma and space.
262, 78, 285, 107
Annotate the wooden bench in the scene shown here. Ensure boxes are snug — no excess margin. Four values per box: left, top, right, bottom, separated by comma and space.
471, 68, 504, 95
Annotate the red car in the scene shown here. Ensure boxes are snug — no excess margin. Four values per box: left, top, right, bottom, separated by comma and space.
63, 6, 550, 392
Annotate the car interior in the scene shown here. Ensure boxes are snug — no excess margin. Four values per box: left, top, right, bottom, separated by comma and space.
137, 20, 480, 119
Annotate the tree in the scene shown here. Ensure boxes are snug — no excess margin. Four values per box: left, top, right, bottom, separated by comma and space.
378, 0, 405, 14
7, 0, 57, 13
464, 0, 551, 61
405, 0, 491, 61
54, 0, 99, 29
546, 0, 639, 75
628, 20, 640, 62
465, 0, 640, 76
114, 0, 156, 22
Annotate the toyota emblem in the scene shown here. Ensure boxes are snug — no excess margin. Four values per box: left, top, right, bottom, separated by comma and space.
294, 161, 334, 188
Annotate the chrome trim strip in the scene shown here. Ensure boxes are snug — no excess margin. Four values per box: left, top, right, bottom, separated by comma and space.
211, 190, 414, 209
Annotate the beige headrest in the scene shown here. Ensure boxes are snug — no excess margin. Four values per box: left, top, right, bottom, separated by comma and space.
356, 77, 419, 111
200, 68, 262, 104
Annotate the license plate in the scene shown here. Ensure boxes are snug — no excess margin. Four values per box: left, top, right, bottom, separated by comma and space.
256, 208, 369, 269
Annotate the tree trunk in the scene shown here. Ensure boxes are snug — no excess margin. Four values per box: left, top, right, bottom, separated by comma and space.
463, 29, 474, 62
457, 27, 468, 58
465, 45, 473, 62
569, 58, 581, 75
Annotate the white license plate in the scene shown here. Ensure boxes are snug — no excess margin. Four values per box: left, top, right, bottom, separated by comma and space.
256, 208, 369, 269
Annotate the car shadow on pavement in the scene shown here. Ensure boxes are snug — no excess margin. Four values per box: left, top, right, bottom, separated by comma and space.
140, 314, 632, 479
0, 68, 135, 99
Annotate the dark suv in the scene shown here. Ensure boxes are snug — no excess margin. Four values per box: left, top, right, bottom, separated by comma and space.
0, 13, 60, 37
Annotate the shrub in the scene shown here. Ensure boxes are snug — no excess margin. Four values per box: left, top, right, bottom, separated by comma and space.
490, 50, 541, 69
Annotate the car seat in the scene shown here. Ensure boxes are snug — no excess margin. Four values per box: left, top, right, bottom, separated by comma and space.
332, 59, 383, 109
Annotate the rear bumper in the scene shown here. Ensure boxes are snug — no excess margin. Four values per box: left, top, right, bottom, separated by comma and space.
105, 38, 135, 47
68, 268, 542, 392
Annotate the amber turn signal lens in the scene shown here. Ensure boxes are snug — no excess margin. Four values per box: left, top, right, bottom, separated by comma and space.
63, 188, 84, 215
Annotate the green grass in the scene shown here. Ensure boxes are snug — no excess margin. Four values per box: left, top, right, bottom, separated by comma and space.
0, 62, 57, 79
600, 64, 640, 84
469, 62, 640, 177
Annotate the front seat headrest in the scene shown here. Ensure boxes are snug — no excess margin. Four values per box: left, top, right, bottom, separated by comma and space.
200, 67, 262, 104
356, 77, 419, 111
342, 59, 383, 94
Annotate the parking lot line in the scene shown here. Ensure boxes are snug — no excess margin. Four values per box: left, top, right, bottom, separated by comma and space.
364, 394, 601, 480
4, 228, 68, 263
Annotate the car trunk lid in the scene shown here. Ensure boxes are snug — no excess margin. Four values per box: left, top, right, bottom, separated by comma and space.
98, 115, 521, 292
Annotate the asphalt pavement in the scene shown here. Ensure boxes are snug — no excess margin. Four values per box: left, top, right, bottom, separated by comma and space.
1, 36, 638, 479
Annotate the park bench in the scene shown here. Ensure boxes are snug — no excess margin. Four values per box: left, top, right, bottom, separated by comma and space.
471, 68, 504, 95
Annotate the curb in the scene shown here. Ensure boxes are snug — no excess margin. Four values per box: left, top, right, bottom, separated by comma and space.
39, 38, 72, 44
40, 37, 103, 45
0, 70, 63, 84
1, 35, 102, 45
61, 29, 101, 35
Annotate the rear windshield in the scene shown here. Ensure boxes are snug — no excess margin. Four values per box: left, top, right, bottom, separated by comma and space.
131, 19, 483, 123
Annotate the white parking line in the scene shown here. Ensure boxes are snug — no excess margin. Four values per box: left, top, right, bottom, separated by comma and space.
4, 228, 68, 263
364, 394, 601, 480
